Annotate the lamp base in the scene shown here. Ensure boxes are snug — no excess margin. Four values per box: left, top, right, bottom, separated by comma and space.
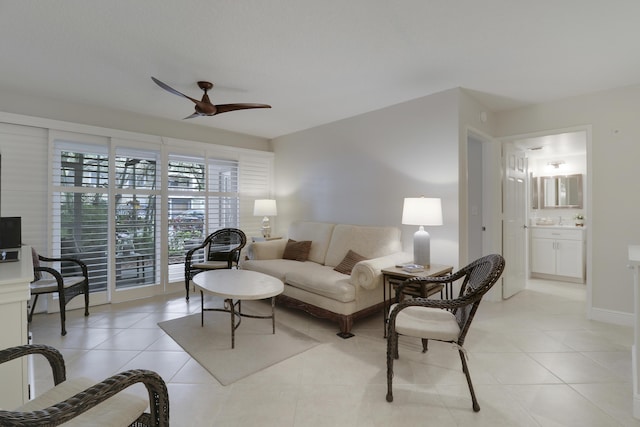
413, 226, 431, 268
261, 216, 271, 238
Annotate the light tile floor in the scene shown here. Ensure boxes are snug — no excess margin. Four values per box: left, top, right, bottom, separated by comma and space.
28, 279, 640, 426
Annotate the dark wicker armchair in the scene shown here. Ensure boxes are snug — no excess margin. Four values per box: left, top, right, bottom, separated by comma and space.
29, 248, 90, 336
184, 228, 247, 300
386, 254, 505, 412
0, 344, 169, 426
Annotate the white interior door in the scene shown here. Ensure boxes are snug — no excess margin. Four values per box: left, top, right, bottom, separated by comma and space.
502, 144, 528, 298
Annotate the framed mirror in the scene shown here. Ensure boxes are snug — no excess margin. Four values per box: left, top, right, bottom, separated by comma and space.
540, 174, 583, 208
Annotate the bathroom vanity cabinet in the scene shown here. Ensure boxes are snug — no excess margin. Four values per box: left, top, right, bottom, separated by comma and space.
530, 227, 585, 283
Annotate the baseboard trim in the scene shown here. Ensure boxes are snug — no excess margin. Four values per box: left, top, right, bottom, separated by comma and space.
589, 306, 633, 327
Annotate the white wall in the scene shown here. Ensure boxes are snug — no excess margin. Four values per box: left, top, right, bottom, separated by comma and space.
495, 84, 640, 320
0, 88, 270, 152
273, 88, 479, 269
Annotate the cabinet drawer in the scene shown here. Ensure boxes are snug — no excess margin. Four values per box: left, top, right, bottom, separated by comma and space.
531, 228, 584, 240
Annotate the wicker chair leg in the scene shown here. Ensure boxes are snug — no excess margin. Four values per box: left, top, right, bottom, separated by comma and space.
83, 289, 90, 317
393, 332, 399, 360
421, 338, 429, 353
28, 294, 40, 323
386, 328, 397, 402
58, 294, 67, 336
459, 348, 480, 412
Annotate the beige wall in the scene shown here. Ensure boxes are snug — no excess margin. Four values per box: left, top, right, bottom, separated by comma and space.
495, 84, 640, 318
273, 88, 471, 270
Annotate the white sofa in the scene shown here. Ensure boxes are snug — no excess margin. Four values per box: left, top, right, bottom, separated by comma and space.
241, 221, 411, 337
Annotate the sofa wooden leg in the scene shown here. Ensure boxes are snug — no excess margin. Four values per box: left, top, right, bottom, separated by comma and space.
336, 316, 354, 339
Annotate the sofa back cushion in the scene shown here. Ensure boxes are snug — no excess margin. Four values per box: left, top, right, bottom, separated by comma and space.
324, 224, 402, 267
288, 221, 335, 264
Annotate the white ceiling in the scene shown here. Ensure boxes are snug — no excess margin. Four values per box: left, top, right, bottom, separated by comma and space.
1, 1, 640, 139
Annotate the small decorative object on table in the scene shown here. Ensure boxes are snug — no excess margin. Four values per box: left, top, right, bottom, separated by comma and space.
574, 213, 584, 227
402, 263, 424, 273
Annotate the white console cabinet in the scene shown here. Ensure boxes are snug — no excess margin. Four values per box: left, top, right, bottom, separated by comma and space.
531, 227, 585, 283
0, 247, 33, 409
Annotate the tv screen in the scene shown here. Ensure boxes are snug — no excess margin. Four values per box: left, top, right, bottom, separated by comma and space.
0, 217, 21, 250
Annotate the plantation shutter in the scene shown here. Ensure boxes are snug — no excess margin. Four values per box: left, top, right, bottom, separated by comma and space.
52, 140, 110, 291
239, 153, 274, 237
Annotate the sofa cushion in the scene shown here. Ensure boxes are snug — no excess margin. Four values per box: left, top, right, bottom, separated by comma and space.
247, 239, 288, 260
288, 221, 335, 264
333, 250, 367, 275
241, 259, 299, 282
324, 224, 402, 267
282, 239, 312, 261
284, 264, 356, 303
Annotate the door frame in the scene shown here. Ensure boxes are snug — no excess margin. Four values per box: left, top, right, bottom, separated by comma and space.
496, 125, 592, 312
465, 128, 503, 301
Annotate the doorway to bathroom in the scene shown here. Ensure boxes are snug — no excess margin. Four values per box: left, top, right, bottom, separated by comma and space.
507, 128, 590, 302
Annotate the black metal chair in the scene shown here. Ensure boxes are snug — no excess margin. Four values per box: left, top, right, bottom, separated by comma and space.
386, 254, 505, 412
184, 228, 247, 300
0, 344, 169, 426
29, 248, 90, 336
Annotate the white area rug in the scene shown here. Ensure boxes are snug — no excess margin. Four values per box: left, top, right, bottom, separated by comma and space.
158, 310, 319, 385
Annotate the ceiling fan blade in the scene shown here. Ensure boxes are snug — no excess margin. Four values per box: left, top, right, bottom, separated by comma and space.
183, 112, 201, 120
214, 103, 272, 115
151, 77, 199, 104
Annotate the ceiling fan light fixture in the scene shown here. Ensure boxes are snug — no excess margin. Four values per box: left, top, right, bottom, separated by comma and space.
151, 76, 271, 119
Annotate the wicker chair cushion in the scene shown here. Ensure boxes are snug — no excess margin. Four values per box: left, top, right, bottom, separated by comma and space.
30, 276, 86, 294
191, 260, 232, 270
17, 377, 147, 427
390, 304, 460, 341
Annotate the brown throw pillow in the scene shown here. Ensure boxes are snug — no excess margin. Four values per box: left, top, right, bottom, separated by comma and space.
334, 250, 367, 275
282, 239, 312, 261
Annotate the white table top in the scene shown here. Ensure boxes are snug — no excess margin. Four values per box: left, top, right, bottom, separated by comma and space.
192, 269, 284, 300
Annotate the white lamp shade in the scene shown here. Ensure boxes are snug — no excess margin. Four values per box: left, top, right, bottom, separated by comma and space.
253, 199, 277, 216
402, 197, 443, 226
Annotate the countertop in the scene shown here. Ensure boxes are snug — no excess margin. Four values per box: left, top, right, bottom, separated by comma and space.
530, 225, 586, 230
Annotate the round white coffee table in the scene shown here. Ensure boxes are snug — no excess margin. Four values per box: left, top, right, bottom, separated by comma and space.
192, 269, 284, 348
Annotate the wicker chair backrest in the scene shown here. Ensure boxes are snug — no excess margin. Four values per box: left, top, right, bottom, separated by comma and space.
453, 254, 505, 340
205, 228, 247, 262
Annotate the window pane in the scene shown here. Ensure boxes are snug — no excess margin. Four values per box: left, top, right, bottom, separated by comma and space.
57, 191, 108, 292
208, 196, 239, 229
168, 160, 205, 191
115, 193, 157, 288
168, 196, 205, 265
60, 151, 109, 188
115, 157, 157, 190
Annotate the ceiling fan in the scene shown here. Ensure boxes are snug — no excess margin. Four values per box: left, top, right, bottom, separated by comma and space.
151, 77, 271, 119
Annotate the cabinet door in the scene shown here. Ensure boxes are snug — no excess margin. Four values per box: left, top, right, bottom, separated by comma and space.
556, 239, 584, 279
531, 238, 556, 275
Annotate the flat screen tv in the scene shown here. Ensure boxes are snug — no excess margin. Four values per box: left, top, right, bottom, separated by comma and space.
0, 216, 22, 250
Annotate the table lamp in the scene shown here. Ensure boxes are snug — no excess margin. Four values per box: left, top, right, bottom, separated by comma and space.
253, 199, 277, 238
402, 197, 443, 267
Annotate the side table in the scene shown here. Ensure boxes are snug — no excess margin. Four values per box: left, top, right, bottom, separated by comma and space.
381, 264, 453, 337
251, 236, 282, 243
